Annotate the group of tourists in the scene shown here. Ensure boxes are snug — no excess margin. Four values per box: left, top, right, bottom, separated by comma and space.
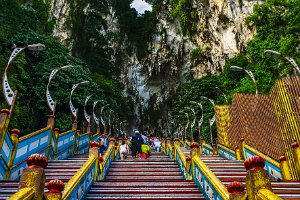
98, 130, 162, 160
119, 130, 162, 160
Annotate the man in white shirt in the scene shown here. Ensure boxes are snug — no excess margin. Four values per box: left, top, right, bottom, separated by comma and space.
153, 138, 161, 152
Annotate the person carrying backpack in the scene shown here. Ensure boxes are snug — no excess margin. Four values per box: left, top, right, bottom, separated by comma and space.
131, 130, 143, 159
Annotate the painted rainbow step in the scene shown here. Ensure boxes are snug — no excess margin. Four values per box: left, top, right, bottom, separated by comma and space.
85, 152, 204, 200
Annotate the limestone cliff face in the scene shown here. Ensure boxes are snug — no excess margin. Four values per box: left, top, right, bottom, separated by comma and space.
121, 0, 263, 126
191, 0, 264, 76
48, 0, 263, 126
49, 0, 72, 44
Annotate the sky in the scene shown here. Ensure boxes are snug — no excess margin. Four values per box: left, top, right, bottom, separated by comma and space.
130, 0, 153, 14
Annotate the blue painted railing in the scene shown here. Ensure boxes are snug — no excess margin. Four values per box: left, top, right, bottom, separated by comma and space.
193, 157, 229, 200
218, 144, 236, 160
0, 131, 13, 179
90, 133, 98, 142
173, 143, 230, 199
77, 133, 90, 154
10, 128, 52, 180
0, 123, 101, 180
243, 144, 282, 180
55, 130, 75, 160
61, 143, 115, 200
62, 156, 97, 200
174, 147, 187, 179
202, 144, 214, 155
101, 144, 114, 180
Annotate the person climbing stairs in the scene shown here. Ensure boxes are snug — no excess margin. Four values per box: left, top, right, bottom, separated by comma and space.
0, 154, 88, 200
85, 151, 205, 199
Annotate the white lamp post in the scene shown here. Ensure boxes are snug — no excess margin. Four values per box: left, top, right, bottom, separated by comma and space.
100, 104, 110, 134
179, 111, 189, 139
83, 95, 93, 133
264, 50, 300, 75
69, 81, 90, 120
215, 87, 228, 103
46, 65, 74, 115
230, 66, 258, 96
3, 43, 45, 114
120, 120, 127, 138
190, 101, 204, 140
200, 96, 216, 144
184, 107, 196, 140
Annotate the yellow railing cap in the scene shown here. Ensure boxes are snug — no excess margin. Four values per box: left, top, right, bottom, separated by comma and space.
19, 127, 51, 142
193, 156, 230, 199
257, 189, 283, 200
8, 188, 35, 200
62, 156, 97, 200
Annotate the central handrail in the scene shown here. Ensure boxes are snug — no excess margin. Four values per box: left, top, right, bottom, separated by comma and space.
8, 188, 35, 200
62, 156, 97, 200
174, 143, 189, 179
173, 141, 230, 199
101, 144, 114, 180
193, 155, 230, 199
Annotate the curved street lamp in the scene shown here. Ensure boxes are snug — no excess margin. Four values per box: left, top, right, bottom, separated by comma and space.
46, 65, 74, 115
179, 111, 189, 139
107, 109, 114, 136
201, 96, 216, 144
190, 101, 204, 140
93, 101, 101, 134
120, 120, 127, 138
3, 43, 45, 113
184, 107, 196, 140
108, 109, 113, 127
215, 87, 228, 104
69, 81, 90, 120
84, 95, 93, 133
264, 50, 300, 75
230, 66, 258, 96
93, 99, 106, 127
110, 112, 117, 137
100, 104, 110, 134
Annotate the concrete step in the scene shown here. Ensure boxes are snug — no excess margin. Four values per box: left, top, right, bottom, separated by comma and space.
112, 161, 176, 164
88, 189, 201, 194
110, 165, 179, 168
85, 193, 205, 199
105, 176, 184, 180
96, 181, 197, 188
108, 172, 182, 176
109, 168, 180, 172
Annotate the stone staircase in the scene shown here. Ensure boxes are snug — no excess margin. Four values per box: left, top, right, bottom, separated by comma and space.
85, 152, 205, 200
0, 154, 88, 200
181, 147, 300, 199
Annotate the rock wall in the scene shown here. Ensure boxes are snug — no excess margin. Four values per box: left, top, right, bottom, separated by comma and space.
49, 0, 72, 44
48, 0, 264, 127
191, 0, 264, 76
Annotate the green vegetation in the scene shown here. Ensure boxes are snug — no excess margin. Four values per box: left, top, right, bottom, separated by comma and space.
169, 0, 197, 36
170, 0, 300, 143
0, 0, 132, 134
112, 0, 159, 58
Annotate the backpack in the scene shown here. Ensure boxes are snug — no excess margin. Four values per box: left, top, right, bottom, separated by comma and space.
131, 135, 138, 145
132, 134, 143, 145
